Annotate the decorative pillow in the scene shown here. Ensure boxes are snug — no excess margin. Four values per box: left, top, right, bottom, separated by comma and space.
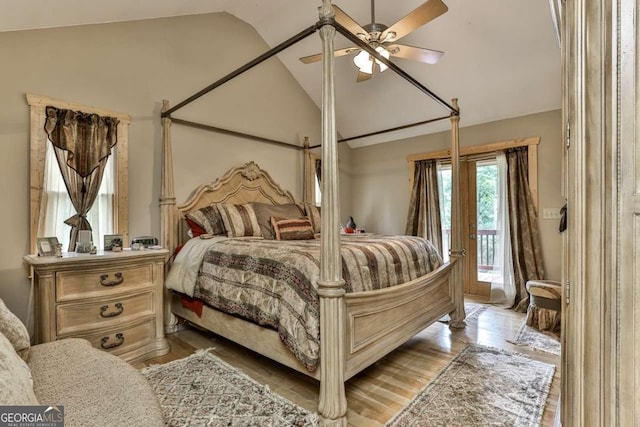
250, 202, 305, 239
0, 332, 38, 405
185, 205, 226, 237
218, 204, 262, 238
304, 203, 321, 234
185, 218, 206, 237
270, 217, 315, 241
0, 298, 30, 361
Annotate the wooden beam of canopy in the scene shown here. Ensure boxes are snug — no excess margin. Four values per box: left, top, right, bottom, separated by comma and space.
308, 115, 453, 149
161, 16, 457, 135
171, 118, 304, 151
161, 23, 319, 118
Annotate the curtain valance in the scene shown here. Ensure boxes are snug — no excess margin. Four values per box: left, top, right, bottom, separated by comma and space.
44, 107, 119, 178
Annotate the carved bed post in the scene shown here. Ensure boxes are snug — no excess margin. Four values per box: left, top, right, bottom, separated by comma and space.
317, 1, 348, 426
160, 99, 179, 333
448, 98, 466, 328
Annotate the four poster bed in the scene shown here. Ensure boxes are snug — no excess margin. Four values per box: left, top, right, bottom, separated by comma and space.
158, 1, 466, 426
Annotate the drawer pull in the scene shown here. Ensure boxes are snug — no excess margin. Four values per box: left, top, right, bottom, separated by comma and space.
99, 303, 124, 318
101, 333, 124, 349
100, 272, 123, 287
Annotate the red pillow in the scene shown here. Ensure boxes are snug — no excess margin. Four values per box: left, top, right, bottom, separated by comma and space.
185, 218, 206, 237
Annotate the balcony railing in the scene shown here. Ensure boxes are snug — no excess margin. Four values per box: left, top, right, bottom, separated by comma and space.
443, 229, 497, 271
477, 229, 497, 271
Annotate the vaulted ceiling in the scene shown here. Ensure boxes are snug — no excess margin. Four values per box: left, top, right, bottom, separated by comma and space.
0, 0, 561, 147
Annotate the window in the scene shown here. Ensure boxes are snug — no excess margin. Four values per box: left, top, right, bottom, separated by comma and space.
314, 172, 322, 207
437, 164, 451, 263
27, 94, 130, 253
305, 152, 322, 207
39, 140, 116, 250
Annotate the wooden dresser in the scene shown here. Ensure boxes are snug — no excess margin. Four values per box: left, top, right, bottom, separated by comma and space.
24, 249, 170, 363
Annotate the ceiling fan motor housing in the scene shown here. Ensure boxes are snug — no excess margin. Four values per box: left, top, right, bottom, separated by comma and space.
363, 22, 389, 41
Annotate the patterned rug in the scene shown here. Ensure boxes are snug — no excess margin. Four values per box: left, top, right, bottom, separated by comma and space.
385, 344, 555, 427
142, 349, 317, 426
439, 302, 487, 323
508, 321, 561, 356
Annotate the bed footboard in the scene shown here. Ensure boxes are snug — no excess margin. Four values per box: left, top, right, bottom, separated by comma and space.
343, 261, 456, 379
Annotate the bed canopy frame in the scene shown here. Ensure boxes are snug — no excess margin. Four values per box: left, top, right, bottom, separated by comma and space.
159, 1, 465, 425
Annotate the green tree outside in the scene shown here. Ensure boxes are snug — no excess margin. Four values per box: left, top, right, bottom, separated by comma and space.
438, 163, 498, 271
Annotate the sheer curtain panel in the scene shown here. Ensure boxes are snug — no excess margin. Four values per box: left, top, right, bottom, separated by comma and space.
490, 153, 516, 305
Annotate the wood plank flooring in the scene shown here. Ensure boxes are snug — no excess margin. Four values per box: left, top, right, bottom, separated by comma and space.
134, 302, 561, 426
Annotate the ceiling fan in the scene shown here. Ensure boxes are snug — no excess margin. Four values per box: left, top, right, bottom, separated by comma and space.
300, 0, 448, 82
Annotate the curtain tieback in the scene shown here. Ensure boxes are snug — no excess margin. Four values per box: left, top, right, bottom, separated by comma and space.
64, 213, 92, 229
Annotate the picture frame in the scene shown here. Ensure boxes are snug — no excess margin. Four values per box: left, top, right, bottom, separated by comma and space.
103, 234, 124, 251
37, 236, 59, 257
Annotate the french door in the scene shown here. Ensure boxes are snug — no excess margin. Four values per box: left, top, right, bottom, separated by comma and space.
440, 158, 498, 300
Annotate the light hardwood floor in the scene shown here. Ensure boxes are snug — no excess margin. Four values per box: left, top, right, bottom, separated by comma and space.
134, 302, 560, 426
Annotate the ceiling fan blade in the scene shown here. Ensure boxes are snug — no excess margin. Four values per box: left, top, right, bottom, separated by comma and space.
356, 71, 372, 82
387, 44, 444, 64
382, 0, 448, 42
333, 5, 369, 39
299, 47, 360, 64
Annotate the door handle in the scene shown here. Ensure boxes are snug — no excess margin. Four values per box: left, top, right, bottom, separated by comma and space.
469, 233, 476, 239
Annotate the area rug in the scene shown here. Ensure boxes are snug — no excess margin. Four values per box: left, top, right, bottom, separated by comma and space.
385, 344, 555, 427
142, 349, 317, 426
439, 302, 487, 323
508, 321, 561, 356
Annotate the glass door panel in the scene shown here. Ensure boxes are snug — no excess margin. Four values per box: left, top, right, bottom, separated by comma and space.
438, 159, 498, 299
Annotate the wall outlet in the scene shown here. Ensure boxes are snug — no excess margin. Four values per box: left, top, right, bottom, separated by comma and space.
542, 207, 562, 219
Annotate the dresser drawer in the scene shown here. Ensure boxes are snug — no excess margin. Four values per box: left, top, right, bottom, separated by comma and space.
81, 319, 155, 357
56, 264, 154, 302
56, 291, 155, 336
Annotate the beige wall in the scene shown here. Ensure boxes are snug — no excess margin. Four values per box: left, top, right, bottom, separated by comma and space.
0, 13, 332, 324
350, 109, 563, 281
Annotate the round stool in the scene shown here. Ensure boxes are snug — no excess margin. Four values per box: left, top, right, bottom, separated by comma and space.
525, 280, 562, 333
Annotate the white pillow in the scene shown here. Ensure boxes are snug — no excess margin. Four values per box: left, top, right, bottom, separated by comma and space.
0, 298, 30, 361
0, 332, 39, 405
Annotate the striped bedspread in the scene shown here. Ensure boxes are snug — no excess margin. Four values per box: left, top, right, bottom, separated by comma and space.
193, 235, 442, 371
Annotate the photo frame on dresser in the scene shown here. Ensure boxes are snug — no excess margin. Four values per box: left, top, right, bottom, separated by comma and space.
36, 236, 59, 257
104, 234, 124, 251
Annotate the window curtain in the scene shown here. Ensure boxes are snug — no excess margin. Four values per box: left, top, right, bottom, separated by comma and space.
38, 142, 115, 251
406, 160, 443, 255
490, 153, 516, 305
506, 147, 545, 311
315, 158, 322, 184
44, 107, 119, 251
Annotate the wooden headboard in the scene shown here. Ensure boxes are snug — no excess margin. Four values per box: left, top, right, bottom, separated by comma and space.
175, 161, 297, 243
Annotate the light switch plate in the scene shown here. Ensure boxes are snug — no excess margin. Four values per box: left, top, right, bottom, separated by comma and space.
543, 207, 562, 219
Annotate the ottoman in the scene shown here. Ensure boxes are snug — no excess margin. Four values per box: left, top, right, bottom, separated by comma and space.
525, 280, 562, 333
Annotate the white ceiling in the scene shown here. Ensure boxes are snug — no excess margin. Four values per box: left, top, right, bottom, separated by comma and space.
0, 0, 561, 147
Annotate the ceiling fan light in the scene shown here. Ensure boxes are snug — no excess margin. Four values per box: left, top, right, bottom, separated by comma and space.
375, 47, 390, 72
353, 50, 373, 74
